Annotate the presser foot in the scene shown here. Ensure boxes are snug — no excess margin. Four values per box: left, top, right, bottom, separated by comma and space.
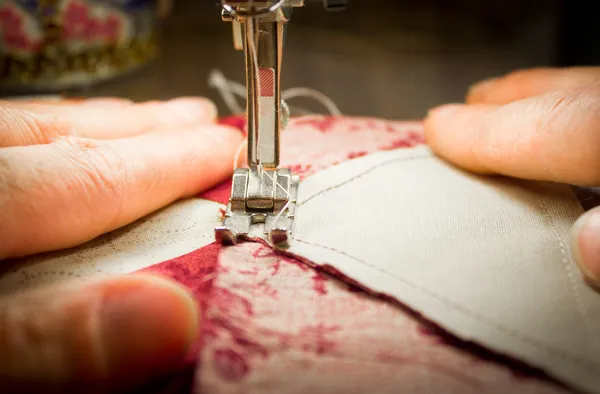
215, 167, 299, 249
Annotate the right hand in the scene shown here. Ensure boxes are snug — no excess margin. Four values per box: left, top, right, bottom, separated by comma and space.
424, 66, 600, 287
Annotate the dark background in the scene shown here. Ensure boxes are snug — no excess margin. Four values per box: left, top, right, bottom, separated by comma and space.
60, 0, 600, 119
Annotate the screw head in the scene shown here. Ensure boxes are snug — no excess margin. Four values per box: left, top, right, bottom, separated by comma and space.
221, 7, 235, 21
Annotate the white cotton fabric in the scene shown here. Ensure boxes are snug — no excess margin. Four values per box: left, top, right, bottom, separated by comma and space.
289, 145, 600, 394
0, 198, 222, 294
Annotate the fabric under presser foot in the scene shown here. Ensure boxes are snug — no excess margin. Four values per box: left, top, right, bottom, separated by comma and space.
215, 167, 300, 249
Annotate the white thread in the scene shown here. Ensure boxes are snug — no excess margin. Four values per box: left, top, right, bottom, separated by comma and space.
282, 87, 342, 116
208, 70, 245, 115
233, 139, 248, 171
246, 17, 262, 167
273, 196, 292, 227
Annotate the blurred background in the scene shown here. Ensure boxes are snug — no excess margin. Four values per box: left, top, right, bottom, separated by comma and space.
0, 0, 598, 119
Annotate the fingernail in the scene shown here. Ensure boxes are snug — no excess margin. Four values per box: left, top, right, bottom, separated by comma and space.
467, 77, 500, 99
427, 103, 465, 118
165, 98, 217, 124
571, 208, 600, 283
100, 275, 199, 377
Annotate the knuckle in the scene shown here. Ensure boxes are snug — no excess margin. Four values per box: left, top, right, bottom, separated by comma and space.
54, 137, 128, 220
531, 91, 577, 136
544, 91, 576, 115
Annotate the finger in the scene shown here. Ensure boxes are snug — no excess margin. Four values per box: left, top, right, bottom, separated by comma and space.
424, 86, 600, 185
467, 67, 600, 105
572, 207, 600, 290
0, 124, 242, 259
0, 97, 218, 147
3, 98, 134, 108
0, 274, 199, 393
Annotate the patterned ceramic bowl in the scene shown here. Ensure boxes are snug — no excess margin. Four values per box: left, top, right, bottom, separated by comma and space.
0, 0, 159, 94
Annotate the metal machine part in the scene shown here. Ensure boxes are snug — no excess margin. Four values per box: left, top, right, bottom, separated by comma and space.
215, 0, 347, 249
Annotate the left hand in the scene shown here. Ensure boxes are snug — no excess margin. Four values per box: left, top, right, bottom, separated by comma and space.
0, 96, 241, 393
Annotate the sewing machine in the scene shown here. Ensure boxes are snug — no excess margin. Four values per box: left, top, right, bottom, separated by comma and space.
215, 0, 347, 249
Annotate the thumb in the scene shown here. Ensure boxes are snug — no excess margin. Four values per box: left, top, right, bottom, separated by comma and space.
424, 86, 600, 186
0, 275, 199, 394
572, 206, 600, 289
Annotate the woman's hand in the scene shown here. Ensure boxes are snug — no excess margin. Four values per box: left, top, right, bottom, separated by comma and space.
0, 97, 242, 392
424, 66, 600, 287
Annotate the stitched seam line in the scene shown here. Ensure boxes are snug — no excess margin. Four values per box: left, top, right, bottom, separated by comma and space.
292, 238, 600, 373
535, 195, 600, 348
297, 154, 430, 206
294, 149, 599, 371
